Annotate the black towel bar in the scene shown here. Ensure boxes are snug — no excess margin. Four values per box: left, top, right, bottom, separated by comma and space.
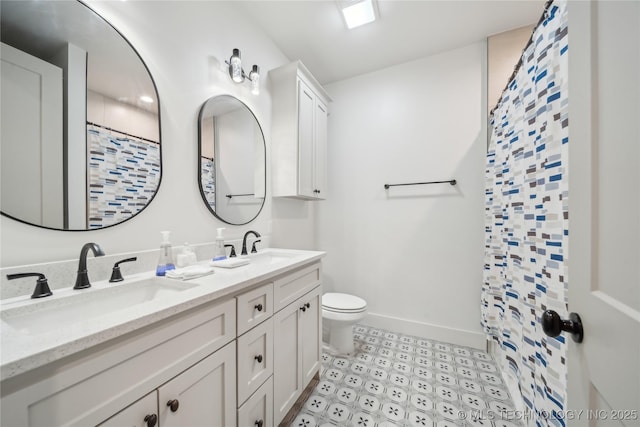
384, 180, 457, 189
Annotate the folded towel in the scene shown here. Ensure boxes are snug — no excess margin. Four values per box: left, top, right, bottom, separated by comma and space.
210, 258, 251, 268
165, 265, 215, 280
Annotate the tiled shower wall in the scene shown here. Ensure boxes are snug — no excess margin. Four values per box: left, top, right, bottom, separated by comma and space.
87, 125, 160, 228
482, 1, 569, 426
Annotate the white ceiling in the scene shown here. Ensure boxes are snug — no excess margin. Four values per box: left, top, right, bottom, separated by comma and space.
239, 0, 545, 85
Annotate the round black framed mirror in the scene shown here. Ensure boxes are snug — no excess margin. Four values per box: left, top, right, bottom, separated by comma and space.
0, 0, 161, 230
198, 95, 266, 225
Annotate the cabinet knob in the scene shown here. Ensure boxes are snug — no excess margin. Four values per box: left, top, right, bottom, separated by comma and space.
305, 302, 310, 309
255, 420, 264, 427
300, 305, 306, 312
144, 414, 158, 427
255, 354, 263, 363
254, 303, 263, 312
167, 399, 180, 412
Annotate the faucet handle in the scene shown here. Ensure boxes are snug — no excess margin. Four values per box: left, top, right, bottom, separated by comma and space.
109, 257, 137, 282
251, 239, 261, 253
224, 244, 237, 257
6, 273, 53, 299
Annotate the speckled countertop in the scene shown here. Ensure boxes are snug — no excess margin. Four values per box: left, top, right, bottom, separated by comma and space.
0, 248, 325, 381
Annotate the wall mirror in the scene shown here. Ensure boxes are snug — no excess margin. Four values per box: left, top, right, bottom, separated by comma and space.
0, 0, 161, 230
198, 95, 266, 225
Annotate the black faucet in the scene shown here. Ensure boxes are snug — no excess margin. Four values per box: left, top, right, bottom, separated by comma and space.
74, 242, 105, 289
241, 230, 261, 255
6, 272, 53, 298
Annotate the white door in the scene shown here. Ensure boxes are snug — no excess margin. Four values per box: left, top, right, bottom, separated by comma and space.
0, 42, 63, 228
314, 99, 328, 199
567, 2, 640, 425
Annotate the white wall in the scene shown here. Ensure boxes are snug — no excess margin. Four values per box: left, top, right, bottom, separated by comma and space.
0, 1, 288, 267
317, 42, 488, 347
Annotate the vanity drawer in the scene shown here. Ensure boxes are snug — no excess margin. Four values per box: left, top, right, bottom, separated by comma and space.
273, 262, 321, 312
237, 282, 273, 336
237, 318, 273, 405
237, 376, 273, 427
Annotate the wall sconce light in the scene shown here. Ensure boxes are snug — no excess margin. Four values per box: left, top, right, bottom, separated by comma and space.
225, 48, 260, 95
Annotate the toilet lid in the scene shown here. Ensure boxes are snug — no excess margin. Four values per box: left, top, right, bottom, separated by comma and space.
322, 293, 367, 312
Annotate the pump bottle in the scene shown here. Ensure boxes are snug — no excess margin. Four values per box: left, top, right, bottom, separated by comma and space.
213, 228, 227, 261
156, 231, 176, 276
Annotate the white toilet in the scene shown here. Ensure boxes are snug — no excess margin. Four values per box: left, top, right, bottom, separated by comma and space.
322, 293, 367, 355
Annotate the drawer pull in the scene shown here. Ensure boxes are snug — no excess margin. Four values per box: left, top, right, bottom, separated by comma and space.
144, 414, 158, 427
254, 303, 263, 312
255, 420, 264, 427
254, 354, 263, 363
167, 399, 180, 412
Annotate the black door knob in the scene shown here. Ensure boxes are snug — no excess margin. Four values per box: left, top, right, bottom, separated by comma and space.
255, 354, 263, 363
144, 414, 157, 427
300, 305, 306, 312
167, 399, 180, 412
255, 303, 263, 312
542, 310, 584, 343
255, 420, 264, 427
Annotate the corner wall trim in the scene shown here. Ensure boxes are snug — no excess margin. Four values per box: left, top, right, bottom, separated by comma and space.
361, 312, 486, 350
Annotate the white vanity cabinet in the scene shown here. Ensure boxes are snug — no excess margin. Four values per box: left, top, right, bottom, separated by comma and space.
271, 60, 331, 200
1, 254, 324, 427
99, 343, 236, 427
1, 298, 237, 427
273, 265, 322, 425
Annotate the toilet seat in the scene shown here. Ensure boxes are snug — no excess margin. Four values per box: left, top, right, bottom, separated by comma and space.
322, 293, 367, 313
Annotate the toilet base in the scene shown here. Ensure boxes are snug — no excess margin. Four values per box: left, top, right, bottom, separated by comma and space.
327, 320, 356, 355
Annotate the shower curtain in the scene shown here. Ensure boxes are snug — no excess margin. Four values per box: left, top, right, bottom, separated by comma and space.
482, 1, 569, 426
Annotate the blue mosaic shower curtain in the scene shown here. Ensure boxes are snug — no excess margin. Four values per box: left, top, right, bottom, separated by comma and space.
482, 1, 569, 425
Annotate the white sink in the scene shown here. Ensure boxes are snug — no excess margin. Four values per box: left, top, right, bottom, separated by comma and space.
242, 249, 301, 265
1, 278, 197, 336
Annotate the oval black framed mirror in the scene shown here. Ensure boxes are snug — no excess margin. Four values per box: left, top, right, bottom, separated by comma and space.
198, 95, 266, 225
0, 0, 161, 230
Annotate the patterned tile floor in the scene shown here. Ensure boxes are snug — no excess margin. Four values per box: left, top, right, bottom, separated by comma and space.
290, 325, 523, 427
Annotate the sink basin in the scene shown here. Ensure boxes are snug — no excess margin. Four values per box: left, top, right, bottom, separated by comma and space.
1, 278, 197, 336
242, 249, 301, 265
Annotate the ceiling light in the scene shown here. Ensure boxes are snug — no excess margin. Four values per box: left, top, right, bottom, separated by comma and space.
339, 0, 377, 29
139, 95, 154, 103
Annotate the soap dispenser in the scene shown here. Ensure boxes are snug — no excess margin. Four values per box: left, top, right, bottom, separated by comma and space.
156, 231, 176, 276
213, 228, 227, 261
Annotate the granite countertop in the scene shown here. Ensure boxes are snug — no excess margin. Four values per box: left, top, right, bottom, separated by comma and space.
0, 248, 325, 381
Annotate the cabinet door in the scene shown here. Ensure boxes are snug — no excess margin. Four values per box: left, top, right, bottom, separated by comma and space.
98, 391, 158, 427
273, 300, 302, 425
300, 286, 322, 385
297, 78, 316, 198
158, 342, 236, 427
313, 99, 328, 199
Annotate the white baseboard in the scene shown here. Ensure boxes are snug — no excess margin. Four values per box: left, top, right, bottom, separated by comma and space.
360, 312, 486, 350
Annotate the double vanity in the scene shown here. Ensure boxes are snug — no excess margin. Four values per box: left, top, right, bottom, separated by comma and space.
1, 248, 325, 427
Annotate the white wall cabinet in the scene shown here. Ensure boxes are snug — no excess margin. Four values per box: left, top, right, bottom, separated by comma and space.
270, 60, 331, 200
273, 285, 322, 425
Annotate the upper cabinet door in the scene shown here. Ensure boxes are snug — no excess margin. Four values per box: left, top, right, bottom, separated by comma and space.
270, 60, 331, 200
313, 99, 328, 200
297, 79, 316, 198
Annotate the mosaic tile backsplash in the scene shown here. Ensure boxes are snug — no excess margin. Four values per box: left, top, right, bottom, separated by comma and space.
482, 1, 569, 426
87, 125, 160, 228
293, 325, 522, 427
